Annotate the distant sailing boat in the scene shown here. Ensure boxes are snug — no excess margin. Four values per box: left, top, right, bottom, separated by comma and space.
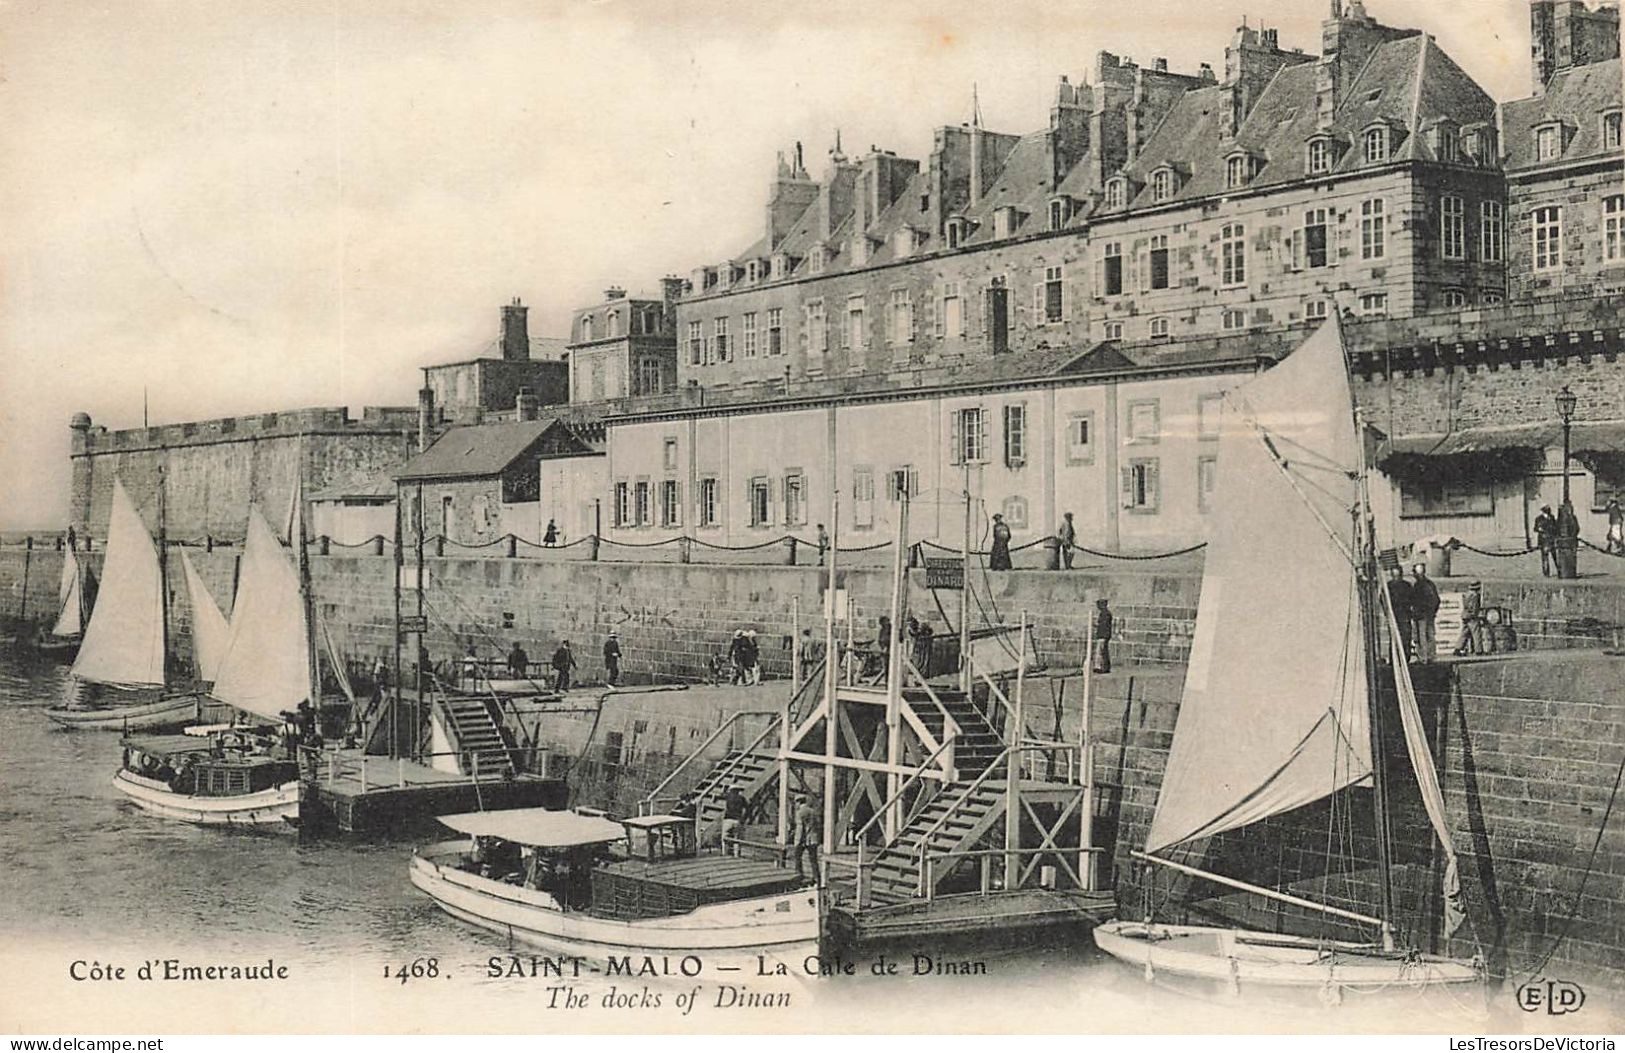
1092, 320, 1482, 1004
45, 479, 203, 731
35, 545, 89, 659
178, 550, 232, 685
112, 490, 351, 827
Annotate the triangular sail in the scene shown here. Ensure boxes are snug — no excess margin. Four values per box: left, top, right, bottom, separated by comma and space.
1382, 586, 1466, 937
209, 509, 310, 722
52, 548, 85, 638
1146, 321, 1371, 854
180, 551, 232, 682
71, 480, 167, 688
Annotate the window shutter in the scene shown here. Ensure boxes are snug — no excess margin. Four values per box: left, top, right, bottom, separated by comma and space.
909, 298, 918, 342
950, 410, 964, 465
1033, 282, 1045, 317
1119, 466, 1134, 509
934, 290, 945, 337
1146, 462, 1161, 512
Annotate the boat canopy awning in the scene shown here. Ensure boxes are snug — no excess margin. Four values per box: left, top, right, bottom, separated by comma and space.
437, 808, 625, 848
621, 814, 685, 829
119, 734, 215, 756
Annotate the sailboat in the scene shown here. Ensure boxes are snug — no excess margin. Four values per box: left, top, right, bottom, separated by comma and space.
45, 479, 204, 731
1092, 320, 1483, 1004
34, 545, 89, 659
178, 550, 232, 685
112, 491, 351, 827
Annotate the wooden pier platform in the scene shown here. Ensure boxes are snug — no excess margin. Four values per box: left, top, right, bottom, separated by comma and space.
823, 887, 1116, 950
298, 749, 566, 839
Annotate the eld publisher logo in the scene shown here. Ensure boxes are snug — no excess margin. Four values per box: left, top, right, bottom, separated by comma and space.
1517, 979, 1586, 1015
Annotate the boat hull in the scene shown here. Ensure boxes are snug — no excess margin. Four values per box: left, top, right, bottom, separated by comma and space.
409, 843, 819, 966
112, 769, 298, 828
33, 635, 81, 661
1093, 920, 1484, 1006
46, 692, 202, 732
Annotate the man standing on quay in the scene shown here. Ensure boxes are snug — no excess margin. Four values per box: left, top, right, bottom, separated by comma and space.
1409, 564, 1441, 664
551, 639, 577, 692
602, 630, 622, 687
1056, 512, 1077, 570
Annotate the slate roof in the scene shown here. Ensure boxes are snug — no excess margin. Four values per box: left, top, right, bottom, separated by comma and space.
433, 336, 569, 366
1105, 34, 1495, 213
393, 419, 585, 482
1502, 58, 1624, 171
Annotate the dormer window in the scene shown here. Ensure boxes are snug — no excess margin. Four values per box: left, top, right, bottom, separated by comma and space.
1225, 152, 1257, 189
1602, 111, 1622, 151
809, 246, 826, 275
992, 206, 1022, 240
746, 260, 760, 283
770, 254, 788, 280
850, 236, 869, 268
1363, 126, 1389, 164
892, 227, 917, 258
1307, 137, 1332, 175
581, 314, 594, 341
607, 310, 621, 338
1151, 168, 1175, 202
1048, 197, 1073, 231
1437, 128, 1460, 164
1105, 179, 1125, 209
1536, 123, 1561, 162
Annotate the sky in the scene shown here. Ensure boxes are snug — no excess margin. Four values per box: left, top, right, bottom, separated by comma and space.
0, 0, 1534, 529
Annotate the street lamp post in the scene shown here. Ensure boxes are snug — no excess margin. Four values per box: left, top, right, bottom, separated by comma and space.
1555, 385, 1580, 580
1556, 385, 1578, 507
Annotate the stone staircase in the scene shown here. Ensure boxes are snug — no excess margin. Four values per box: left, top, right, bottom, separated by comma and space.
437, 694, 521, 771
905, 687, 1004, 777
862, 780, 1007, 905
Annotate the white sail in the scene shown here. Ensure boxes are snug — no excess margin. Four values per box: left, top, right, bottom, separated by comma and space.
1146, 321, 1371, 854
209, 509, 310, 722
1382, 587, 1466, 937
52, 547, 84, 638
179, 550, 232, 682
71, 480, 167, 688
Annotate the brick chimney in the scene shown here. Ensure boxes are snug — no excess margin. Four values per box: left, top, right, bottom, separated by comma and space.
417, 380, 436, 452
500, 298, 529, 361
1530, 0, 1622, 94
1318, 2, 1417, 128
515, 387, 539, 422
766, 144, 819, 250
1221, 23, 1312, 140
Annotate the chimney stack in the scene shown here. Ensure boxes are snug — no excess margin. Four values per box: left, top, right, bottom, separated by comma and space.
500, 298, 529, 361
604, 286, 627, 300
417, 382, 436, 452
515, 387, 539, 422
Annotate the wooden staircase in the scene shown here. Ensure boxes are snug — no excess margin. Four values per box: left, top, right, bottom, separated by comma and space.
862, 780, 1008, 904
437, 694, 522, 772
904, 687, 1003, 777
689, 747, 778, 826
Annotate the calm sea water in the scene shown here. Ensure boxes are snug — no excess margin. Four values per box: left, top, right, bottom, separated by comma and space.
0, 654, 1503, 1033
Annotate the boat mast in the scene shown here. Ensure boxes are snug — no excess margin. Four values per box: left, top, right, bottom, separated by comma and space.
1353, 410, 1396, 951
295, 476, 320, 709
158, 463, 171, 686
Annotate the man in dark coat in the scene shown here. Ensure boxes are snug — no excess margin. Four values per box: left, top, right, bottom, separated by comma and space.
1386, 566, 1414, 661
1533, 505, 1558, 577
602, 631, 622, 686
1056, 512, 1077, 570
551, 640, 577, 691
506, 641, 528, 678
990, 513, 1013, 571
721, 786, 748, 856
1091, 598, 1114, 674
1409, 564, 1441, 663
728, 630, 749, 685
